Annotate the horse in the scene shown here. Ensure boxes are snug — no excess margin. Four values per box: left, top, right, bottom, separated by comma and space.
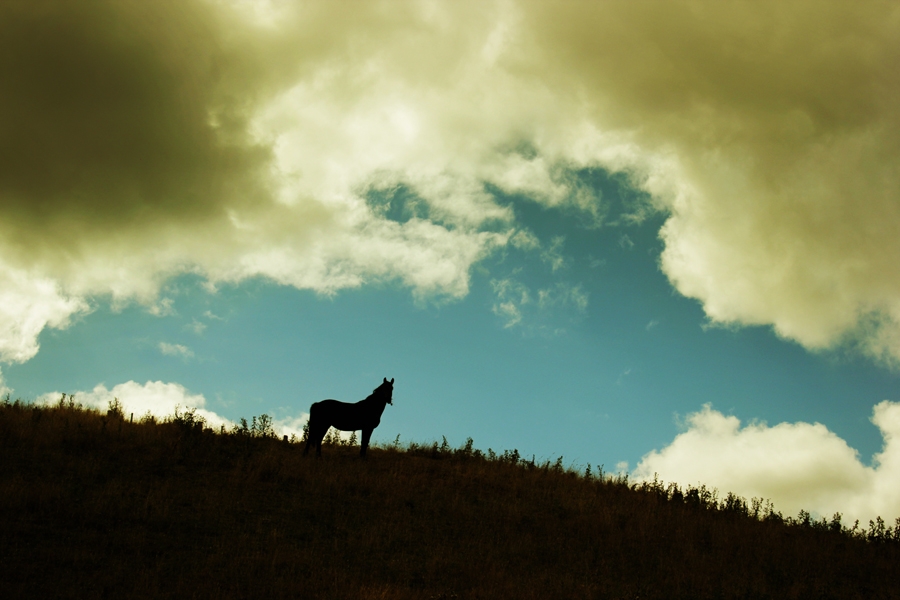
303, 378, 394, 458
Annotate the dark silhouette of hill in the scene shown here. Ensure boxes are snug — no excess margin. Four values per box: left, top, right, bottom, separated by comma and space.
1, 397, 899, 599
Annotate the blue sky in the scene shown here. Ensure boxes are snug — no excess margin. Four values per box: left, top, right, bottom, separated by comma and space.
2, 1, 900, 524
10, 179, 898, 468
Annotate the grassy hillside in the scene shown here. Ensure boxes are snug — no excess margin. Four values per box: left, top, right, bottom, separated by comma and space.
2, 398, 898, 599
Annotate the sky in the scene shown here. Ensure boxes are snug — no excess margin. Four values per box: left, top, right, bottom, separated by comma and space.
2, 0, 900, 526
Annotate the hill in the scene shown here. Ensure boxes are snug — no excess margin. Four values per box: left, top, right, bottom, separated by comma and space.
1, 397, 898, 599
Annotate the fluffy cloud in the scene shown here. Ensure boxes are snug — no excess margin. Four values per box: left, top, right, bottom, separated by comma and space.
34, 379, 316, 439
0, 263, 89, 363
0, 0, 534, 360
1, 0, 899, 365
273, 413, 311, 442
634, 402, 900, 525
37, 380, 232, 429
522, 2, 900, 361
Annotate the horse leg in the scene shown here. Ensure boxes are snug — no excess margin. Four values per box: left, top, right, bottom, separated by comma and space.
315, 425, 329, 457
304, 423, 326, 458
304, 419, 322, 456
303, 421, 315, 456
360, 428, 373, 457
303, 427, 315, 456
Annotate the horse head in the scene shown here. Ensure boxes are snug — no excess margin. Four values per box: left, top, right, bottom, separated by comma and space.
377, 377, 394, 405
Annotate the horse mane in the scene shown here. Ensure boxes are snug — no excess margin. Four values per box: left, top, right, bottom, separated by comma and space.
365, 381, 391, 402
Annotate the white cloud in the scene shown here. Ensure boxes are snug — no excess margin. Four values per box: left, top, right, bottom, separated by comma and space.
159, 342, 195, 359
491, 278, 530, 328
544, 4, 900, 363
493, 301, 524, 329
540, 236, 568, 272
0, 367, 12, 399
517, 1, 900, 363
37, 380, 232, 429
537, 283, 588, 313
147, 298, 176, 318
633, 402, 900, 525
32, 379, 317, 441
272, 411, 361, 443
491, 273, 588, 332
0, 263, 90, 363
273, 413, 310, 441
212, 215, 509, 302
509, 229, 541, 252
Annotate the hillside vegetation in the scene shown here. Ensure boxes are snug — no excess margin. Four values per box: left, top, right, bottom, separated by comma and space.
2, 397, 899, 599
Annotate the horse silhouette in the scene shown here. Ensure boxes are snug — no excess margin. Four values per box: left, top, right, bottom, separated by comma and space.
303, 377, 394, 457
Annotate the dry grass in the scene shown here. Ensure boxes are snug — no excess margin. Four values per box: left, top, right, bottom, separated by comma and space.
1, 398, 898, 599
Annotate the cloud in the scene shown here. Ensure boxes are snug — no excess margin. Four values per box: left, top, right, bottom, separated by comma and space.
537, 283, 588, 313
521, 2, 900, 361
37, 380, 232, 429
0, 263, 89, 363
491, 278, 530, 328
0, 367, 12, 399
509, 229, 541, 252
0, 0, 531, 360
633, 402, 900, 525
540, 236, 569, 272
490, 275, 587, 333
273, 413, 310, 441
33, 378, 317, 440
147, 298, 176, 318
186, 320, 207, 335
159, 342, 195, 359
1, 0, 899, 366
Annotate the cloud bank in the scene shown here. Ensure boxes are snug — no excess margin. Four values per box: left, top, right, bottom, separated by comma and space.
1, 0, 899, 364
33, 379, 311, 439
36, 380, 233, 429
634, 402, 900, 525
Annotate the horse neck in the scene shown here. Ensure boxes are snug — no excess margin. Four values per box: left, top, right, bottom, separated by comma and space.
360, 393, 389, 414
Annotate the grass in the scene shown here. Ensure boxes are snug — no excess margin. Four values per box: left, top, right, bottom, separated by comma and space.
1, 397, 899, 599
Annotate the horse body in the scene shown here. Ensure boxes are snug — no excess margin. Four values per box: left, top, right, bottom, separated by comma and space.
309, 397, 387, 432
303, 377, 393, 457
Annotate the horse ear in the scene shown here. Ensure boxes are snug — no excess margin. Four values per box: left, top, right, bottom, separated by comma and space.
383, 377, 388, 383
390, 378, 394, 383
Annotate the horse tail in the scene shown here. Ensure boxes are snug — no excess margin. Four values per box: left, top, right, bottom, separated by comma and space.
303, 401, 320, 456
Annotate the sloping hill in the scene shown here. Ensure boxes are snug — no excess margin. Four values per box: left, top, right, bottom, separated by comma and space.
1, 399, 898, 599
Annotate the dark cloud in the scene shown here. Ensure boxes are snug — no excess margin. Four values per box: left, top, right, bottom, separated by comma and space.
0, 0, 270, 240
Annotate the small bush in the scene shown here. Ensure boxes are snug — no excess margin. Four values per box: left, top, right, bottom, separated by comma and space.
106, 398, 125, 419
250, 414, 275, 438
